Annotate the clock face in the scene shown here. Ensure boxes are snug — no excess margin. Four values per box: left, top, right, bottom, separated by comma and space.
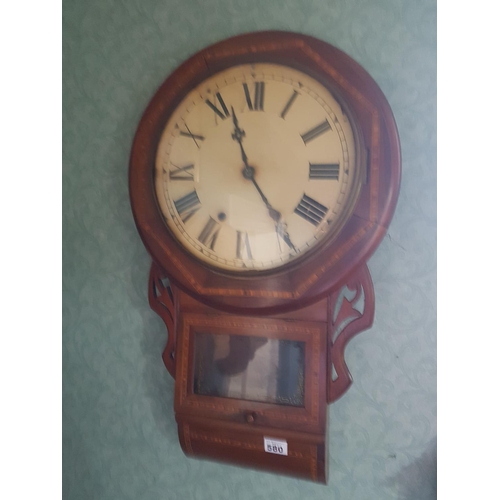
154, 63, 362, 272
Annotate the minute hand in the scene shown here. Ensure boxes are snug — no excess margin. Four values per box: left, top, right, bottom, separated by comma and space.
248, 177, 280, 222
247, 176, 296, 251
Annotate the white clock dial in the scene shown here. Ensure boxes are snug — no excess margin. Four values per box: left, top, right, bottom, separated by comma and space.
154, 63, 362, 272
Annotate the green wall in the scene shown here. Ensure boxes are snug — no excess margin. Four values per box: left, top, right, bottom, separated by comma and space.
63, 0, 436, 498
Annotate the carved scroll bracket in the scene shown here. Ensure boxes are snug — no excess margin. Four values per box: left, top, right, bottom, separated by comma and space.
148, 261, 176, 379
327, 263, 375, 404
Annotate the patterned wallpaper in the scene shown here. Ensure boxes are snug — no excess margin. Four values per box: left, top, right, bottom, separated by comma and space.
63, 0, 436, 498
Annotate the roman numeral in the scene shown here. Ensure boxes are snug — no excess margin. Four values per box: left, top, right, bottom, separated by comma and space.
198, 217, 221, 250
205, 92, 230, 120
168, 163, 194, 181
309, 163, 340, 180
236, 231, 252, 259
173, 190, 200, 223
301, 119, 332, 144
179, 125, 204, 148
294, 194, 328, 226
243, 82, 264, 111
280, 90, 299, 119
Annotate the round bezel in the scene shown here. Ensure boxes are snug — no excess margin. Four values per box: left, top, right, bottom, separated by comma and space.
129, 31, 401, 314
153, 62, 364, 274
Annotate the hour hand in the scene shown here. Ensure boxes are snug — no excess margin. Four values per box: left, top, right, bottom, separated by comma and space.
231, 106, 245, 143
231, 107, 251, 170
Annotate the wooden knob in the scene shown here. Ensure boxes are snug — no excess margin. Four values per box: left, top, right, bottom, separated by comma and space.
245, 412, 256, 423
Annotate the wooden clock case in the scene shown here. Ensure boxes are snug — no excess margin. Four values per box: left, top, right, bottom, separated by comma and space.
130, 31, 401, 483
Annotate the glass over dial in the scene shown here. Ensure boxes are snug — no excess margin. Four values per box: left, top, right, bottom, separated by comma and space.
154, 63, 362, 272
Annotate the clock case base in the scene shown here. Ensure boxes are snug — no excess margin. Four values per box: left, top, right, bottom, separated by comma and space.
178, 416, 328, 483
148, 261, 374, 483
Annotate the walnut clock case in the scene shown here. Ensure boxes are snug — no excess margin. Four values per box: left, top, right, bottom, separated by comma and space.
129, 31, 401, 483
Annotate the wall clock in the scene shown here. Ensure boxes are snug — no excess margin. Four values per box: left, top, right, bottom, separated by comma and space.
130, 31, 400, 483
